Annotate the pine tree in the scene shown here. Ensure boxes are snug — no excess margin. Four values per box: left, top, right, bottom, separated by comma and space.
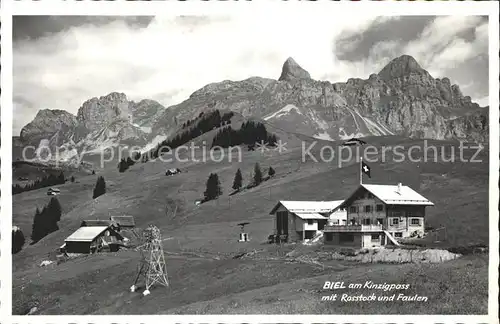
93, 176, 106, 199
70, 176, 75, 183
232, 168, 243, 191
253, 163, 263, 186
268, 166, 275, 177
12, 227, 25, 254
204, 173, 222, 201
47, 197, 62, 222
31, 207, 42, 242
118, 159, 128, 173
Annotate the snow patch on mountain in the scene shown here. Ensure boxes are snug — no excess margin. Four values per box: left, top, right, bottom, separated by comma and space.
140, 134, 168, 154
313, 131, 334, 141
264, 104, 302, 120
338, 127, 366, 140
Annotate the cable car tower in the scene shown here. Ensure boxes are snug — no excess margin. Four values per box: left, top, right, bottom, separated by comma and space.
130, 225, 169, 296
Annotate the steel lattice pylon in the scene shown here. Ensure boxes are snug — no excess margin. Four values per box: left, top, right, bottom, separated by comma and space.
130, 225, 169, 296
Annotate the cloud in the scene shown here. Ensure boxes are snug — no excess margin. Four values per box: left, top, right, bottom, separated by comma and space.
13, 15, 490, 134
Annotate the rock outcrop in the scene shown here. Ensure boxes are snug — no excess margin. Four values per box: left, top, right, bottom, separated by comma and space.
278, 57, 312, 82
76, 92, 131, 135
17, 93, 166, 159
20, 109, 78, 149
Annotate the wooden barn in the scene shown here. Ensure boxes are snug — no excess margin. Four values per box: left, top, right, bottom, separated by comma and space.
269, 200, 346, 243
64, 226, 124, 254
323, 183, 434, 248
110, 216, 136, 229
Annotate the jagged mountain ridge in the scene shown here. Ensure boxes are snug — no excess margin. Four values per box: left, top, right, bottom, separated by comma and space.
151, 55, 487, 143
17, 93, 167, 162
16, 55, 488, 164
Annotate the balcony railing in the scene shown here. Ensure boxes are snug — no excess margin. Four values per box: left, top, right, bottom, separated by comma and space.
324, 224, 383, 232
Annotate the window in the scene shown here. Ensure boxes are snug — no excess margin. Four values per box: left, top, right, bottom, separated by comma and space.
349, 206, 358, 213
364, 205, 372, 213
376, 218, 384, 225
371, 234, 380, 241
376, 204, 384, 212
394, 232, 403, 238
411, 218, 420, 225
330, 219, 339, 225
307, 219, 314, 225
391, 218, 399, 225
362, 218, 371, 225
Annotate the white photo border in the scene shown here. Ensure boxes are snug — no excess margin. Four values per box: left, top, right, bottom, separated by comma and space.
1, 1, 498, 323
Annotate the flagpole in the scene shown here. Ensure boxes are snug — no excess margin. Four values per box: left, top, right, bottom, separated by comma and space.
360, 157, 363, 185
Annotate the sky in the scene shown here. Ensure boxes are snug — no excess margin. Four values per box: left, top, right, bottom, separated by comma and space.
13, 15, 489, 135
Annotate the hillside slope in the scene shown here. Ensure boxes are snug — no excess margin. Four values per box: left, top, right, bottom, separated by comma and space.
12, 135, 489, 314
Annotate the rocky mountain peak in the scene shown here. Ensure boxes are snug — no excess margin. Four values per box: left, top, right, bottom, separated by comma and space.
278, 57, 311, 82
20, 108, 78, 145
378, 54, 425, 81
77, 92, 131, 132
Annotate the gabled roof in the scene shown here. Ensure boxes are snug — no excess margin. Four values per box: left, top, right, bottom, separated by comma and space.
65, 226, 124, 242
110, 215, 136, 227
65, 226, 109, 242
340, 184, 434, 208
270, 200, 344, 214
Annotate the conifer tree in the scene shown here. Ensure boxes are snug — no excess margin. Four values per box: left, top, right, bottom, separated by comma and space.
118, 159, 128, 173
253, 163, 263, 186
232, 168, 243, 191
268, 166, 276, 177
12, 227, 25, 254
204, 173, 222, 201
93, 176, 106, 199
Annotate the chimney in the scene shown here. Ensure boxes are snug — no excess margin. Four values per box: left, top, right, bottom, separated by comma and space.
397, 183, 402, 194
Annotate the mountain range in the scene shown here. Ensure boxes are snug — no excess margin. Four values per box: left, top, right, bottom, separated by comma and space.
13, 54, 488, 166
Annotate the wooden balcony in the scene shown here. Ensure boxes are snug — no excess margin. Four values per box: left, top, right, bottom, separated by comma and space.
323, 224, 383, 232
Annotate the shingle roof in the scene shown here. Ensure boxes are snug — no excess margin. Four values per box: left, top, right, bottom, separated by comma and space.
65, 226, 109, 242
361, 184, 434, 205
110, 216, 136, 227
270, 200, 344, 214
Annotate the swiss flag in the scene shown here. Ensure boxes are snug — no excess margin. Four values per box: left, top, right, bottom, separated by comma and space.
362, 161, 371, 178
